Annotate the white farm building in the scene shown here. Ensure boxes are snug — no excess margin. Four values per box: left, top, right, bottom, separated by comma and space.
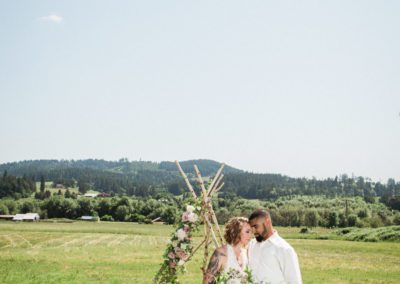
12, 213, 40, 221
83, 192, 98, 198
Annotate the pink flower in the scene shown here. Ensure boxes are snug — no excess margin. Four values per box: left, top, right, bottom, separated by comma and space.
174, 247, 183, 254
181, 212, 190, 222
169, 261, 177, 268
168, 252, 175, 259
183, 224, 190, 233
176, 229, 187, 241
188, 212, 198, 223
176, 250, 188, 261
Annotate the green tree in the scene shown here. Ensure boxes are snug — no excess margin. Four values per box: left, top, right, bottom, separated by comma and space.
0, 203, 9, 215
65, 189, 71, 198
304, 209, 319, 228
2, 199, 17, 214
45, 190, 51, 199
327, 211, 338, 227
44, 196, 64, 218
77, 199, 95, 216
162, 206, 178, 224
347, 214, 358, 227
78, 179, 90, 194
115, 205, 130, 221
97, 199, 112, 217
40, 176, 45, 193
20, 200, 36, 213
61, 198, 78, 219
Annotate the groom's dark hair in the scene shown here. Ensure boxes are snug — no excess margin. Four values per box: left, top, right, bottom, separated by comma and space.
249, 209, 270, 221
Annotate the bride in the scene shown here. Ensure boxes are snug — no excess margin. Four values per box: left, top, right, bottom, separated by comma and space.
203, 217, 252, 284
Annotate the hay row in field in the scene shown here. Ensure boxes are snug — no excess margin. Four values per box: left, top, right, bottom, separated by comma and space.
335, 226, 400, 242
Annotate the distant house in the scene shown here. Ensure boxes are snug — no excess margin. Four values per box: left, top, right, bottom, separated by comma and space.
151, 217, 162, 223
80, 216, 99, 222
97, 192, 111, 197
83, 192, 98, 198
0, 215, 14, 221
12, 213, 40, 222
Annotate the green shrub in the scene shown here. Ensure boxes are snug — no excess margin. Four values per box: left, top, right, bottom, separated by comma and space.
300, 227, 310, 234
393, 212, 400, 225
0, 203, 9, 215
347, 214, 358, 227
369, 216, 384, 228
100, 215, 114, 221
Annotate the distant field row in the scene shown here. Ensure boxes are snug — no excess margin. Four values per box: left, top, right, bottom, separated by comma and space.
0, 222, 399, 283
1, 221, 399, 242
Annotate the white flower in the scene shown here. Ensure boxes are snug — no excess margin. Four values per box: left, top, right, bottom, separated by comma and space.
180, 243, 188, 250
188, 212, 198, 223
177, 259, 185, 266
176, 228, 187, 241
186, 205, 195, 213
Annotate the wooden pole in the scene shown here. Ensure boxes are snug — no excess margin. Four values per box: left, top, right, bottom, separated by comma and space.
212, 182, 224, 196
194, 164, 222, 246
175, 160, 197, 199
204, 215, 220, 247
208, 174, 224, 197
194, 165, 208, 198
171, 160, 226, 283
186, 239, 206, 262
207, 202, 224, 243
207, 164, 225, 195
202, 214, 210, 279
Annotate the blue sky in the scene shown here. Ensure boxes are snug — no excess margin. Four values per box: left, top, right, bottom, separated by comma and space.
0, 1, 399, 181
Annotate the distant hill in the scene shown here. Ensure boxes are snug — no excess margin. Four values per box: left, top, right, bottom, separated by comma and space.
0, 158, 240, 197
159, 159, 242, 176
0, 159, 398, 201
0, 158, 239, 178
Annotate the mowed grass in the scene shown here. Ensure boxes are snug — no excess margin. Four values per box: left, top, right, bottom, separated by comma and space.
34, 182, 80, 195
0, 222, 399, 284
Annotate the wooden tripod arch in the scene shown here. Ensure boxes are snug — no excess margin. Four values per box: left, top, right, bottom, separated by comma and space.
175, 160, 226, 279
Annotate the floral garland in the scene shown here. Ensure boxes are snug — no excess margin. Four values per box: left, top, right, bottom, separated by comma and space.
154, 199, 202, 284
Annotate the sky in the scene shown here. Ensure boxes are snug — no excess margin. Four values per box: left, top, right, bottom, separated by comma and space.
0, 1, 399, 181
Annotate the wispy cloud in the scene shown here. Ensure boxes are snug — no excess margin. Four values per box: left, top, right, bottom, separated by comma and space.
38, 14, 63, 23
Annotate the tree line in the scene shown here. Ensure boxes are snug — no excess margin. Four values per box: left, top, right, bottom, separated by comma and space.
1, 189, 399, 228
0, 171, 36, 199
1, 160, 400, 202
0, 194, 180, 224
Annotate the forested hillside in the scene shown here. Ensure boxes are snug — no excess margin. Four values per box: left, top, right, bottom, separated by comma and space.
1, 159, 399, 227
1, 159, 399, 206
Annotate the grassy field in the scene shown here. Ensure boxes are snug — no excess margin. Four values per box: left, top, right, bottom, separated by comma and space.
34, 182, 81, 195
0, 221, 399, 283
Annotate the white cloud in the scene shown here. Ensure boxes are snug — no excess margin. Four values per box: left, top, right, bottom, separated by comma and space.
38, 14, 63, 23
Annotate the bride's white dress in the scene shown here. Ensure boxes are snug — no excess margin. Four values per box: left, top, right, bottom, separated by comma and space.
223, 244, 248, 284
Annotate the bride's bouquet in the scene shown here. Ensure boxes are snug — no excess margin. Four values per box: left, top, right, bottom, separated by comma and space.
215, 267, 262, 284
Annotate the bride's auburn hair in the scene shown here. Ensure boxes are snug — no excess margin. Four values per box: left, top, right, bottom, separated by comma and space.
224, 217, 249, 245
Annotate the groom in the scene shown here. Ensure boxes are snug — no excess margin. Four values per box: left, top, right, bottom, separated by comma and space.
248, 209, 302, 284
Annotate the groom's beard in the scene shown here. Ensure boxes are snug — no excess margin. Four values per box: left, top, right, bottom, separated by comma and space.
255, 224, 269, 242
255, 235, 264, 242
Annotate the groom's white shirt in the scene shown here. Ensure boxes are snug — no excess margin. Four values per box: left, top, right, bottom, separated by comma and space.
248, 231, 302, 284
